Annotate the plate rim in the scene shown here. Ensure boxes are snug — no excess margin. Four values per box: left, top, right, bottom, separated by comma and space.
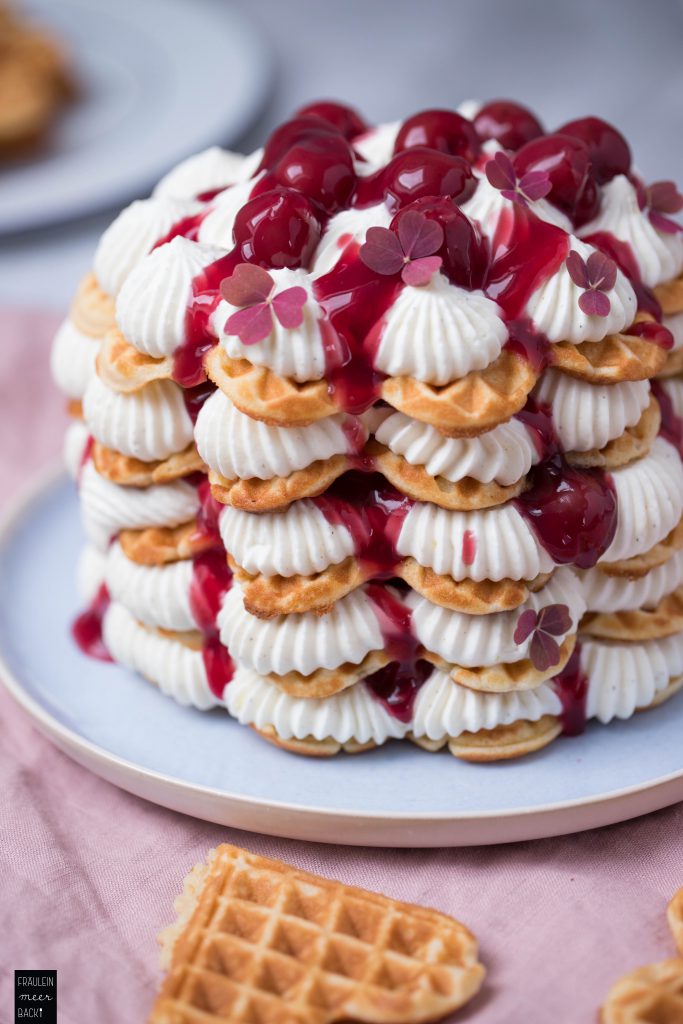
0, 0, 274, 234
1, 464, 682, 836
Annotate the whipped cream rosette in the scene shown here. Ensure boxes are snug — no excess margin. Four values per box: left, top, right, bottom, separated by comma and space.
50, 98, 683, 760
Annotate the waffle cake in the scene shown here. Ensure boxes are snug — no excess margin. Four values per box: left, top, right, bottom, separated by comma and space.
51, 99, 683, 761
151, 844, 485, 1023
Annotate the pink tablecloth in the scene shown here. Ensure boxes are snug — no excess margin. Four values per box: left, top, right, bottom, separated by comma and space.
1, 309, 682, 1024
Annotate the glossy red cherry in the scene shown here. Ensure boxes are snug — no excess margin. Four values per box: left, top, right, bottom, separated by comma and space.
295, 100, 368, 140
473, 100, 544, 150
232, 188, 321, 269
394, 109, 481, 162
273, 133, 356, 213
259, 116, 342, 170
392, 197, 490, 290
513, 133, 598, 220
381, 147, 475, 211
556, 116, 631, 184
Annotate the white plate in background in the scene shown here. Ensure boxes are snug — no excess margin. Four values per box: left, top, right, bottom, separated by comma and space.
0, 0, 272, 234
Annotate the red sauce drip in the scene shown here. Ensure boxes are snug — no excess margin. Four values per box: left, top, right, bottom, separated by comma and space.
505, 318, 551, 374
197, 186, 229, 203
552, 644, 588, 736
514, 456, 617, 569
515, 397, 559, 460
191, 476, 224, 550
190, 549, 234, 700
314, 472, 413, 577
78, 434, 94, 482
629, 320, 673, 349
582, 230, 661, 318
153, 208, 211, 248
183, 381, 215, 424
487, 206, 570, 320
313, 242, 400, 413
174, 251, 241, 388
461, 530, 477, 566
652, 380, 683, 454
365, 658, 432, 723
202, 635, 235, 701
341, 416, 367, 454
72, 584, 112, 662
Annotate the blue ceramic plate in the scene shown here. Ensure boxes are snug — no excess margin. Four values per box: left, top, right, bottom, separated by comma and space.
1, 469, 681, 847
0, 0, 272, 233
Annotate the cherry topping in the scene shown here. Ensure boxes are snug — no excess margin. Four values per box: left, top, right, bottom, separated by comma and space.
380, 147, 475, 211
259, 116, 342, 170
394, 109, 481, 163
392, 197, 489, 289
273, 133, 356, 213
556, 116, 631, 184
295, 100, 368, 140
513, 133, 599, 220
232, 188, 321, 269
473, 100, 544, 150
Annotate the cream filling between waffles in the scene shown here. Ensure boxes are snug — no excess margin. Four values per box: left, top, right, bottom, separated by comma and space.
103, 601, 217, 710
409, 566, 584, 668
226, 666, 407, 744
524, 235, 637, 344
79, 461, 199, 551
581, 549, 683, 612
461, 173, 572, 235
218, 584, 383, 676
581, 632, 683, 722
371, 273, 508, 384
115, 237, 224, 358
50, 317, 99, 400
195, 390, 367, 482
603, 438, 683, 562
578, 175, 683, 288
105, 541, 197, 632
83, 376, 194, 462
94, 196, 202, 297
534, 371, 651, 452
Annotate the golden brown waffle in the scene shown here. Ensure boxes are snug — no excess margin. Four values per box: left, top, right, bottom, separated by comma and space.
580, 586, 683, 640
152, 844, 485, 1024
234, 555, 549, 620
97, 328, 174, 394
426, 634, 576, 693
66, 398, 82, 420
373, 442, 525, 511
380, 348, 538, 437
92, 441, 205, 487
566, 396, 660, 470
600, 959, 683, 1023
668, 887, 683, 956
70, 272, 116, 338
0, 5, 74, 153
655, 272, 683, 316
448, 716, 561, 762
209, 457, 349, 512
599, 518, 683, 578
119, 519, 218, 566
234, 557, 367, 619
268, 651, 390, 699
657, 349, 683, 379
399, 560, 549, 614
550, 322, 669, 383
206, 346, 336, 426
256, 727, 378, 757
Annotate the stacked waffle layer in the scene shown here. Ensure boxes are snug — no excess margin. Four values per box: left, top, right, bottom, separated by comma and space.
51, 99, 683, 761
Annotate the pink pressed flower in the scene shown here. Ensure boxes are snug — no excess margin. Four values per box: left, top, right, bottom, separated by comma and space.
513, 603, 572, 672
220, 264, 308, 345
565, 250, 617, 318
645, 180, 683, 235
359, 211, 444, 286
485, 151, 552, 207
